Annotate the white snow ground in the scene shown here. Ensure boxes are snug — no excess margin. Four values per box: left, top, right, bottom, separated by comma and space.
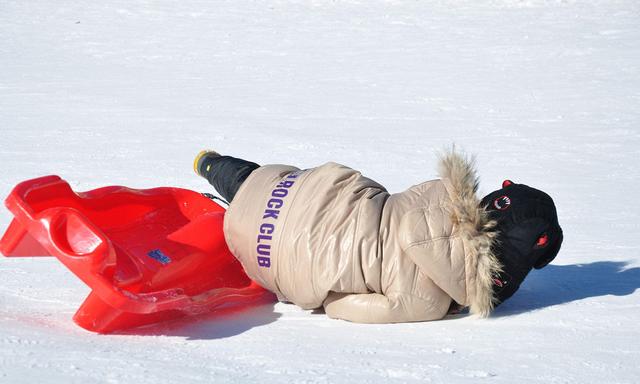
1, 0, 639, 383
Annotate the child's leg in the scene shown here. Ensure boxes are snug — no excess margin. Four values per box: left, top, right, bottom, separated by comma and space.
195, 151, 260, 202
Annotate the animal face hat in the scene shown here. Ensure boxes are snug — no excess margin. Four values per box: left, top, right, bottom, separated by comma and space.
481, 180, 564, 306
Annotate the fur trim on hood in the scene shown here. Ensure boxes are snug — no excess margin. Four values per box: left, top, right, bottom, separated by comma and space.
438, 149, 501, 317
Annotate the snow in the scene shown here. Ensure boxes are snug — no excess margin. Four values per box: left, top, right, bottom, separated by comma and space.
1, 0, 639, 383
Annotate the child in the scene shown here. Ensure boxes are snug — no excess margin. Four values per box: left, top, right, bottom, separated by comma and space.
194, 149, 563, 322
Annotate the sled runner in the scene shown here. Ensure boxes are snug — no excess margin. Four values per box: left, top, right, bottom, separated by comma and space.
0, 175, 270, 333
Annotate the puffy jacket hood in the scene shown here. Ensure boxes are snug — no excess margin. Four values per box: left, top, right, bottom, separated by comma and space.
437, 151, 501, 316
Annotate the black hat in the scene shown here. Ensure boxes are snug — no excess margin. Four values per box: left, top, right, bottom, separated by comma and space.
481, 180, 563, 306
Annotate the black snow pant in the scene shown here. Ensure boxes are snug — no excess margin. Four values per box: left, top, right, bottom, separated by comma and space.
200, 155, 260, 203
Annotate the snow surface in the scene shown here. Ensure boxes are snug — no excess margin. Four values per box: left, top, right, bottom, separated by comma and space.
1, 0, 639, 383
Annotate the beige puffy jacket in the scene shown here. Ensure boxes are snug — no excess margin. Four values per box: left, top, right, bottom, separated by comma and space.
223, 151, 500, 323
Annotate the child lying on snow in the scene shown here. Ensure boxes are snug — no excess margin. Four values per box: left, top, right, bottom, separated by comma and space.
194, 149, 563, 322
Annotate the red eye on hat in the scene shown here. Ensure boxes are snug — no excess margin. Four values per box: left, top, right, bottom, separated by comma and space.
536, 233, 549, 248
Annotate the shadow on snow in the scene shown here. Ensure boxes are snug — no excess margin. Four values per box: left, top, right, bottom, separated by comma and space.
492, 261, 640, 317
113, 261, 640, 334
113, 293, 281, 340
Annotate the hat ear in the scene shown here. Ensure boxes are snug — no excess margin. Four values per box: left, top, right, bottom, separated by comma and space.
502, 180, 514, 188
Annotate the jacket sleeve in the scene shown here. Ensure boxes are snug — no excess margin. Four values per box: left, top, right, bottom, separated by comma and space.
322, 291, 449, 323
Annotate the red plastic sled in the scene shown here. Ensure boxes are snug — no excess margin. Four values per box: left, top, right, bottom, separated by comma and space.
0, 176, 270, 333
